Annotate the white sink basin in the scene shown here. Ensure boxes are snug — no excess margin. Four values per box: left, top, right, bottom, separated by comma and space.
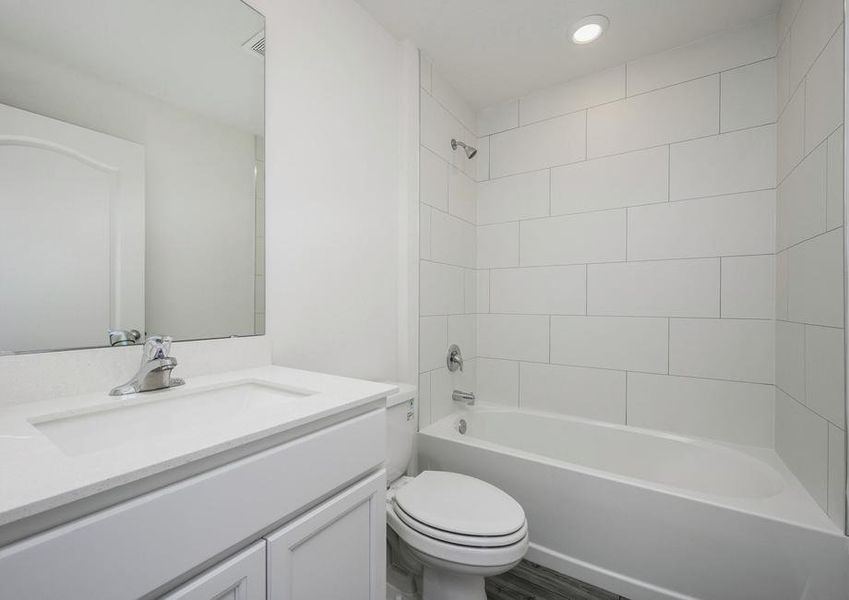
30, 380, 315, 456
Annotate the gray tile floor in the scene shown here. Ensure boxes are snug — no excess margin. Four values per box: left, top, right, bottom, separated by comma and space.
486, 560, 629, 600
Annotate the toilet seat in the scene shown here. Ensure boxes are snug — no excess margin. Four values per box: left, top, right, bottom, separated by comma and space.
393, 471, 526, 537
386, 500, 528, 570
393, 503, 528, 548
386, 471, 529, 570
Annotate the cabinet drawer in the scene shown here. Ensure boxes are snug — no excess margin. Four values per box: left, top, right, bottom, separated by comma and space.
0, 408, 384, 599
266, 470, 386, 600
162, 540, 265, 600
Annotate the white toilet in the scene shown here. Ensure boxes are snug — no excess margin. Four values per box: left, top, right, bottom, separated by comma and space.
385, 384, 528, 600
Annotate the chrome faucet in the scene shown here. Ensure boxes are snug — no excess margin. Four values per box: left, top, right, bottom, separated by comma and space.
447, 344, 464, 372
108, 328, 141, 347
452, 389, 475, 406
109, 335, 185, 396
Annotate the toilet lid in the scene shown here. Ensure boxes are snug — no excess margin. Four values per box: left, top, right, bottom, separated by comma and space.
393, 503, 528, 547
394, 471, 525, 537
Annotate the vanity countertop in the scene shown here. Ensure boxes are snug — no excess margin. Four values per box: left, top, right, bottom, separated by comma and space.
0, 366, 395, 529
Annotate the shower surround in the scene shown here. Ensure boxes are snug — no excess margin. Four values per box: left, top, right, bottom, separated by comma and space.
418, 2, 845, 532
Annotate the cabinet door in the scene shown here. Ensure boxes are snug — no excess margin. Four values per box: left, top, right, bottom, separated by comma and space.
162, 541, 266, 600
266, 470, 386, 600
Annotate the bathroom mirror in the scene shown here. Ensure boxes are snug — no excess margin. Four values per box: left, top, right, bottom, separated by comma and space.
0, 0, 265, 354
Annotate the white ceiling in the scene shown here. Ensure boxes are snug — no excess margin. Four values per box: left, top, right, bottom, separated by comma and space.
0, 0, 264, 134
355, 0, 781, 108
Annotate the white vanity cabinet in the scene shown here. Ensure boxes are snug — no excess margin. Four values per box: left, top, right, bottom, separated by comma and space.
265, 471, 385, 600
164, 471, 386, 600
162, 541, 267, 600
0, 405, 387, 600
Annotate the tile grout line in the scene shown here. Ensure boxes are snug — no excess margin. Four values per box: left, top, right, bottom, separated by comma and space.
482, 122, 775, 183
516, 358, 521, 408
501, 56, 776, 132
426, 252, 778, 271
779, 383, 844, 430
667, 318, 671, 375
718, 69, 722, 132
473, 354, 775, 387
432, 307, 805, 325
488, 269, 492, 314
778, 21, 844, 124
479, 185, 776, 227
802, 324, 807, 405
666, 144, 672, 202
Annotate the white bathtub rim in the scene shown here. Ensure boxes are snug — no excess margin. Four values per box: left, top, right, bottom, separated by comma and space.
421, 406, 842, 537
524, 542, 699, 600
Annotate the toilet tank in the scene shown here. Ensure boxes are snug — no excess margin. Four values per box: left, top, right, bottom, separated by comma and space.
385, 382, 417, 484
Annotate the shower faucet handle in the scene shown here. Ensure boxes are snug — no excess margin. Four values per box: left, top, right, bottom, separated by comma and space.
447, 344, 464, 372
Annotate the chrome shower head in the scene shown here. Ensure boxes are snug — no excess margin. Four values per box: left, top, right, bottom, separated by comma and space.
451, 138, 478, 159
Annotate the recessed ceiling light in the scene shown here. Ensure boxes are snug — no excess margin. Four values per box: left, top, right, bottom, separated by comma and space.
570, 15, 609, 45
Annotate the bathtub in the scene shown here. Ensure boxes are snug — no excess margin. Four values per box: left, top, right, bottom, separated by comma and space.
417, 407, 849, 600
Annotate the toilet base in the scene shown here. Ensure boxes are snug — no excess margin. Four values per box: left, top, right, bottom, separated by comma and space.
422, 567, 485, 600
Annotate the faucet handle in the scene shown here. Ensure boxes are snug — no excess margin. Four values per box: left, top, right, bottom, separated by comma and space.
447, 344, 464, 372
142, 335, 173, 361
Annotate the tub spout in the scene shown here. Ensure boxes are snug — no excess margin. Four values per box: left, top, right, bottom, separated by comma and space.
452, 389, 475, 405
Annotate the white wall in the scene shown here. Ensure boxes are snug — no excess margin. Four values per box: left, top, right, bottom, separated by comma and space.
0, 0, 406, 406
774, 0, 845, 529
251, 0, 404, 382
474, 17, 779, 447
0, 336, 270, 407
0, 38, 257, 342
417, 57, 480, 426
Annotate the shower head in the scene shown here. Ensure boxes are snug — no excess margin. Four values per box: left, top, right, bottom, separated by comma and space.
451, 138, 478, 159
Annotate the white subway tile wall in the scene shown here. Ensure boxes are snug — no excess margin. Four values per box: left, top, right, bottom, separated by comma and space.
803, 27, 844, 153
476, 358, 519, 406
477, 100, 519, 136
669, 125, 776, 200
721, 255, 775, 319
417, 5, 845, 529
490, 111, 586, 177
520, 210, 626, 266
587, 259, 720, 318
625, 16, 776, 96
478, 170, 550, 224
519, 66, 626, 126
520, 362, 626, 423
777, 142, 828, 250
626, 191, 775, 260
775, 0, 844, 529
490, 266, 586, 315
418, 55, 480, 426
478, 222, 519, 268
550, 146, 669, 215
827, 425, 846, 527
720, 59, 777, 132
471, 17, 784, 454
778, 85, 806, 180
627, 374, 774, 446
549, 316, 669, 374
775, 388, 830, 509
586, 76, 720, 157
669, 319, 775, 384
826, 126, 845, 229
